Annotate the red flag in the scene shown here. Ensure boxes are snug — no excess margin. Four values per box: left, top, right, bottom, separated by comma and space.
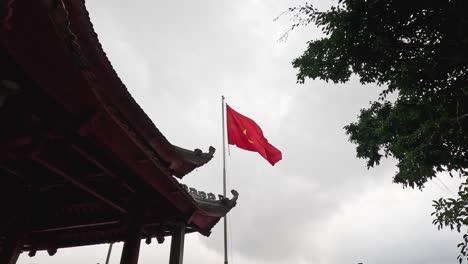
226, 104, 282, 165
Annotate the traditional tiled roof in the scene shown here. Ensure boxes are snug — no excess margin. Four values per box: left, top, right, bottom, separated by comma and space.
0, 0, 238, 253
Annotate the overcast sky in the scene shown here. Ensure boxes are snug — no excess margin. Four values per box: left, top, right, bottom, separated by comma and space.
19, 1, 462, 264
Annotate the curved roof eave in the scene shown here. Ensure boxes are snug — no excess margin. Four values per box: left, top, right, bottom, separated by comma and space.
66, 0, 214, 178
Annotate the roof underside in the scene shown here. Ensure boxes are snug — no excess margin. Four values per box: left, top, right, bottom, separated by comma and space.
0, 0, 237, 252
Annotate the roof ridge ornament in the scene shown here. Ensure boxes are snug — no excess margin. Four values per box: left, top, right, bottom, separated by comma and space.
180, 183, 239, 207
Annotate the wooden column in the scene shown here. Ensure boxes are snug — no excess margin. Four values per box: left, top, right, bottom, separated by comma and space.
119, 202, 145, 264
169, 222, 186, 264
0, 233, 22, 264
120, 232, 142, 264
0, 193, 27, 264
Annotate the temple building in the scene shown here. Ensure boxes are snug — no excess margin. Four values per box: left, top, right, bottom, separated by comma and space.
0, 0, 238, 263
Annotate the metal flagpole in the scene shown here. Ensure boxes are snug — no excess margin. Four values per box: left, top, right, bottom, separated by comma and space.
221, 95, 228, 264
105, 243, 113, 264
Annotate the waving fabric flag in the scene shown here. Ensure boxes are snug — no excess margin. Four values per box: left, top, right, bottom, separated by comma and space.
226, 104, 282, 165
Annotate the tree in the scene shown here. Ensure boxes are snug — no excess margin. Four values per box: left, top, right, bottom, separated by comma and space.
287, 0, 468, 262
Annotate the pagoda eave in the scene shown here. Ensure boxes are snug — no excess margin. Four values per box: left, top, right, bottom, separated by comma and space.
0, 0, 238, 262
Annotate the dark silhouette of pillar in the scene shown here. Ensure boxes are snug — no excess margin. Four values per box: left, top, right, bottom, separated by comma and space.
0, 234, 22, 264
119, 201, 145, 264
169, 222, 186, 264
0, 204, 26, 264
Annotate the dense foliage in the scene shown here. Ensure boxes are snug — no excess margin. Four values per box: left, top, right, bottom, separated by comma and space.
288, 0, 468, 261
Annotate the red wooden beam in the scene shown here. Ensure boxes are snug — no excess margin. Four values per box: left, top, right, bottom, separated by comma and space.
70, 144, 134, 193
31, 154, 126, 213
31, 220, 120, 233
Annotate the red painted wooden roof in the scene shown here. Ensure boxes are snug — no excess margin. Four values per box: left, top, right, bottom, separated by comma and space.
0, 0, 237, 252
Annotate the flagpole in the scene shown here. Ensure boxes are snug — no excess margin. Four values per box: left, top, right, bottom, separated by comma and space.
221, 95, 228, 264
